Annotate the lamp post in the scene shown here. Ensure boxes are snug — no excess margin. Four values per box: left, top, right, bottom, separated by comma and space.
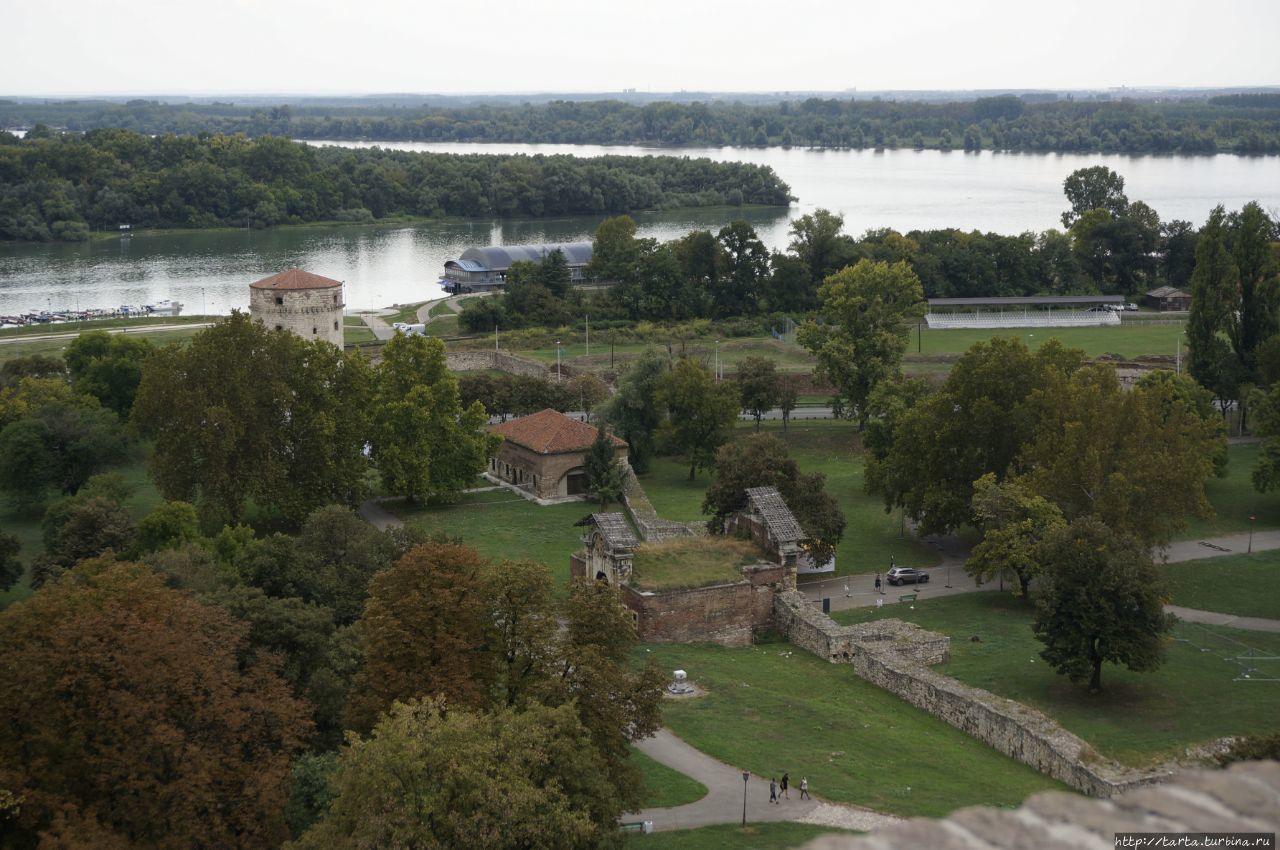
1249, 515, 1255, 554
741, 771, 750, 825
556, 340, 562, 383
585, 314, 590, 357
715, 339, 720, 381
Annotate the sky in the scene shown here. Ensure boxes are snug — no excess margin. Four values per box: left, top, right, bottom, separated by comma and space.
4, 0, 1279, 96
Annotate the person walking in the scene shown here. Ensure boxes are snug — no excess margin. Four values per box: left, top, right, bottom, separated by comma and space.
769, 777, 779, 804
843, 580, 850, 597
800, 777, 810, 800
874, 573, 882, 595
780, 772, 790, 800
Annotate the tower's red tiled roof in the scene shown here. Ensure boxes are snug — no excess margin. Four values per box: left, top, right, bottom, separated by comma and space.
488, 409, 626, 455
249, 268, 343, 290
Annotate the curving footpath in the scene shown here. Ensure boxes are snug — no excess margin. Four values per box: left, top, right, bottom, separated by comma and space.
631, 729, 900, 833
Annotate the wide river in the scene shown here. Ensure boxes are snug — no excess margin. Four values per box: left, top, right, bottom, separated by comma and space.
1, 142, 1277, 315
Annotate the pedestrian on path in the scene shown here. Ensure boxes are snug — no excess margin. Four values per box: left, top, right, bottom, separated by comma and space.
876, 597, 884, 609
780, 772, 790, 800
800, 777, 810, 800
769, 778, 778, 804
874, 573, 882, 595
844, 580, 850, 597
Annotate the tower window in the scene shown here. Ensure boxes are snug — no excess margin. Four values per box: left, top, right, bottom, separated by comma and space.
312, 327, 318, 335
333, 321, 339, 331
275, 296, 284, 305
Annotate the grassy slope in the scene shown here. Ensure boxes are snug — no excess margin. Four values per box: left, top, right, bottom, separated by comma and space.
1179, 443, 1280, 539
1160, 551, 1280, 618
0, 328, 202, 365
915, 322, 1185, 359
833, 592, 1280, 767
626, 823, 854, 850
645, 639, 1067, 818
631, 746, 709, 809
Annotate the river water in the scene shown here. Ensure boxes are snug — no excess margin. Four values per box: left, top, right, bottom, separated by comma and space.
1, 142, 1276, 315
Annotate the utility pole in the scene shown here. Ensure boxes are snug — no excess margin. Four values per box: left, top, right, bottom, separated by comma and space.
586, 314, 590, 357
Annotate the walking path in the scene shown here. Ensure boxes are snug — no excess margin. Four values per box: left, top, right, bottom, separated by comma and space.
631, 729, 900, 833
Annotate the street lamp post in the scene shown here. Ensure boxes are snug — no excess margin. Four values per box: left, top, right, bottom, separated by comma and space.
1249, 515, 1255, 554
741, 771, 750, 825
556, 340, 562, 383
715, 339, 721, 381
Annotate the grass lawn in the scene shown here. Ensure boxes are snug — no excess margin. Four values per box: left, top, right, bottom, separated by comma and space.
644, 638, 1067, 818
833, 592, 1280, 768
918, 322, 1184, 359
428, 314, 460, 336
1179, 443, 1280, 539
344, 325, 376, 345
0, 315, 212, 339
640, 420, 939, 578
632, 537, 765, 591
0, 328, 202, 365
631, 746, 708, 809
391, 488, 590, 596
626, 822, 854, 850
516, 338, 817, 375
1160, 551, 1280, 619
384, 302, 428, 325
428, 300, 456, 318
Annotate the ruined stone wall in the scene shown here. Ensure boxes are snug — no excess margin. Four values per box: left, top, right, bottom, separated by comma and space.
444, 350, 559, 380
623, 571, 781, 646
773, 591, 1169, 797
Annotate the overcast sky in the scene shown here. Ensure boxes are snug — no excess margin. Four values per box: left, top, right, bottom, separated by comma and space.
5, 0, 1278, 96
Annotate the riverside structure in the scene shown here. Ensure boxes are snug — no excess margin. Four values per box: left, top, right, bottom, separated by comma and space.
248, 268, 345, 347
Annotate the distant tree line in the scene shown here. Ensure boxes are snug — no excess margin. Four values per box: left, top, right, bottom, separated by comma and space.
4, 94, 1279, 154
0, 128, 792, 241
461, 166, 1209, 336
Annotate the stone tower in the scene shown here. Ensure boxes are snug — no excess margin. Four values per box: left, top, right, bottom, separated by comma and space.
248, 269, 345, 347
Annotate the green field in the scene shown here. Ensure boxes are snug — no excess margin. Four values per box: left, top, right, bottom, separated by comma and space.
344, 324, 376, 345
514, 338, 818, 375
632, 537, 765, 591
644, 638, 1068, 818
384, 302, 428, 325
0, 315, 212, 339
1179, 443, 1280, 539
0, 328, 203, 365
1160, 551, 1280, 618
626, 822, 853, 850
631, 747, 708, 809
916, 322, 1185, 359
391, 487, 590, 596
833, 592, 1280, 767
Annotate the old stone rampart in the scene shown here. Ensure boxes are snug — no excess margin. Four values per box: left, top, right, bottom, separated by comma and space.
625, 564, 787, 646
445, 350, 557, 379
774, 591, 1170, 797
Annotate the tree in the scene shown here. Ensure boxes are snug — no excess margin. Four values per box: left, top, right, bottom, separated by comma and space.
713, 220, 769, 316
736, 356, 781, 428
132, 313, 372, 527
0, 354, 65, 388
1020, 364, 1222, 545
34, 494, 136, 585
1032, 518, 1172, 693
797, 259, 926, 429
292, 699, 619, 850
64, 330, 153, 418
346, 542, 492, 731
369, 333, 496, 503
0, 559, 309, 849
583, 425, 625, 507
567, 372, 609, 420
777, 375, 798, 432
967, 473, 1066, 598
656, 358, 740, 480
865, 338, 1086, 534
296, 504, 404, 626
133, 500, 200, 556
0, 531, 21, 592
787, 208, 853, 285
0, 400, 128, 507
587, 215, 641, 283
600, 349, 667, 473
1061, 165, 1128, 227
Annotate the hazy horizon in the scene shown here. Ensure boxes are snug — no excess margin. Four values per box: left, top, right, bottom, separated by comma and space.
6, 0, 1278, 97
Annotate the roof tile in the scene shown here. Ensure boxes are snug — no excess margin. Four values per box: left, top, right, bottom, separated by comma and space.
488, 409, 626, 455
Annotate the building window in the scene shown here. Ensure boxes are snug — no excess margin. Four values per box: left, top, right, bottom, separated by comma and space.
312, 327, 317, 335
275, 296, 284, 305
274, 325, 283, 331
333, 320, 339, 331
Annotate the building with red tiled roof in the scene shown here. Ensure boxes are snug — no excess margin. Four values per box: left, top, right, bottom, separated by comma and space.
487, 409, 628, 499
248, 268, 345, 348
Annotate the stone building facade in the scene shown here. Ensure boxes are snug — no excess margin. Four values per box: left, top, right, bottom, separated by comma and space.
573, 512, 637, 585
487, 409, 627, 500
248, 268, 345, 348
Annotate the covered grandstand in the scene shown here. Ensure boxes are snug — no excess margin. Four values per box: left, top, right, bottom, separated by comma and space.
441, 243, 594, 293
925, 295, 1125, 329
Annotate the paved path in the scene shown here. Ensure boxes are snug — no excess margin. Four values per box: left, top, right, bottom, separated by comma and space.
798, 529, 1280, 632
356, 498, 402, 530
631, 729, 899, 833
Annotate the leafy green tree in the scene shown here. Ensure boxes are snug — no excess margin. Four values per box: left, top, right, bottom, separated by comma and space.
1061, 165, 1128, 227
285, 752, 338, 839
656, 358, 740, 480
1032, 518, 1172, 693
1021, 364, 1223, 545
369, 333, 496, 503
0, 400, 128, 507
736, 355, 781, 428
967, 473, 1066, 598
32, 495, 136, 586
0, 531, 21, 592
777, 374, 799, 432
0, 354, 65, 388
797, 259, 926, 428
64, 330, 153, 418
787, 208, 853, 285
1188, 205, 1246, 405
714, 220, 770, 316
601, 348, 667, 473
133, 500, 200, 556
865, 339, 1085, 534
296, 504, 403, 626
587, 215, 642, 283
132, 313, 371, 527
291, 699, 619, 850
583, 426, 625, 507
0, 559, 310, 849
